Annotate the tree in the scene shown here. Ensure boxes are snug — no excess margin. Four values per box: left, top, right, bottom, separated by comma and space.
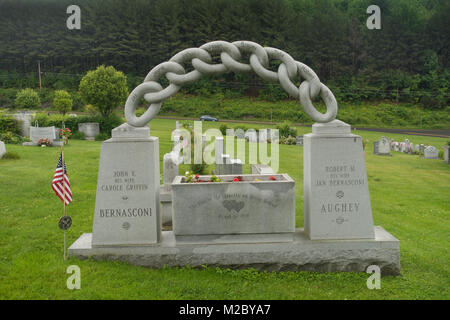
14, 88, 40, 109
79, 65, 128, 116
53, 90, 72, 115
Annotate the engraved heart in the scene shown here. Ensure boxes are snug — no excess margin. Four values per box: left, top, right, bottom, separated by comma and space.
222, 200, 245, 213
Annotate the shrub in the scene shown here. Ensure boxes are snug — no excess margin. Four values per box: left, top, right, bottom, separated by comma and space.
0, 131, 27, 144
1, 152, 20, 160
219, 124, 228, 136
15, 88, 40, 109
0, 117, 21, 135
95, 133, 110, 141
276, 122, 297, 139
84, 104, 98, 115
79, 65, 128, 116
53, 90, 72, 115
71, 131, 85, 140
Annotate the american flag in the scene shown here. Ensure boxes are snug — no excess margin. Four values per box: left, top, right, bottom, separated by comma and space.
52, 153, 73, 205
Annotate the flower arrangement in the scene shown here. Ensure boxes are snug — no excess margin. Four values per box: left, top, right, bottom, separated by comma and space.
185, 171, 223, 183
184, 172, 278, 183
59, 128, 72, 144
37, 138, 52, 147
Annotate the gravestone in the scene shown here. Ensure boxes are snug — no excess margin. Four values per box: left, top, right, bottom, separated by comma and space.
215, 137, 224, 165
91, 123, 161, 246
259, 129, 268, 143
226, 128, 234, 137
419, 144, 425, 154
0, 141, 6, 159
296, 135, 304, 146
374, 137, 391, 156
29, 126, 57, 145
304, 120, 375, 240
251, 164, 275, 175
373, 141, 379, 154
393, 142, 400, 152
424, 146, 439, 159
443, 146, 450, 164
78, 123, 100, 140
415, 144, 420, 153
235, 129, 245, 139
245, 129, 258, 142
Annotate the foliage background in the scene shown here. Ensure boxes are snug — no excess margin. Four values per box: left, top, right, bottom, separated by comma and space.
0, 0, 448, 108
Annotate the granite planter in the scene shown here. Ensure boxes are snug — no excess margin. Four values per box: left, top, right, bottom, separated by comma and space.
171, 174, 295, 240
78, 122, 100, 140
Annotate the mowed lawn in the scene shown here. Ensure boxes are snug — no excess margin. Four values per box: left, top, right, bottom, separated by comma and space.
0, 118, 449, 299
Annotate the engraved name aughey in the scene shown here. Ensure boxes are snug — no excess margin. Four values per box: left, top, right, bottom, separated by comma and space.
321, 202, 360, 214
99, 208, 152, 218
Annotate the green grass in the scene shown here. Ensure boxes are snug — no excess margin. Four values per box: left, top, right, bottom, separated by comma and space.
0, 119, 449, 299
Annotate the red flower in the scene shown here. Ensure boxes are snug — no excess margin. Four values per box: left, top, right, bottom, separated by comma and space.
195, 174, 199, 179
233, 178, 239, 182
269, 176, 276, 181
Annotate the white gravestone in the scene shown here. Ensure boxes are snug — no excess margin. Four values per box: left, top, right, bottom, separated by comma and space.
29, 126, 57, 145
424, 146, 439, 159
78, 123, 100, 140
443, 146, 450, 164
0, 141, 6, 159
92, 123, 161, 246
215, 137, 224, 165
226, 129, 234, 137
304, 120, 375, 240
375, 136, 391, 156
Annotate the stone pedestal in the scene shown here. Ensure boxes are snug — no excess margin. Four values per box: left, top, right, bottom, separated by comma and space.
0, 141, 6, 159
304, 120, 375, 240
91, 123, 161, 246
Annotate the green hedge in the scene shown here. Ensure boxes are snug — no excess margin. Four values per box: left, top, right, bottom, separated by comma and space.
0, 116, 21, 135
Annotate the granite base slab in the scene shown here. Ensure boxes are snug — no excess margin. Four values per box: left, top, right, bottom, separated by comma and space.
69, 226, 400, 275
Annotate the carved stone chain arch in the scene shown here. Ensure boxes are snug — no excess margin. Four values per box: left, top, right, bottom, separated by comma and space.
124, 40, 338, 127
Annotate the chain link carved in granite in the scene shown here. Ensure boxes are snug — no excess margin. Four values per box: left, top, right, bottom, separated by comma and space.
125, 40, 338, 127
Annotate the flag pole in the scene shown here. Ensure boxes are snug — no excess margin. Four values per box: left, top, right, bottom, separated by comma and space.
61, 122, 67, 261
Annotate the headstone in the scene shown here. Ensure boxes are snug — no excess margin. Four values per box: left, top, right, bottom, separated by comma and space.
0, 141, 6, 159
91, 123, 161, 246
226, 129, 234, 137
245, 129, 257, 142
393, 142, 399, 152
163, 152, 180, 186
78, 122, 100, 140
259, 129, 268, 143
230, 158, 243, 174
419, 144, 425, 154
374, 137, 391, 156
415, 144, 420, 153
29, 126, 57, 145
443, 146, 450, 164
235, 129, 245, 139
296, 135, 304, 146
373, 141, 379, 154
408, 143, 415, 154
251, 164, 275, 175
303, 120, 375, 240
215, 137, 224, 165
176, 121, 181, 129
424, 146, 439, 159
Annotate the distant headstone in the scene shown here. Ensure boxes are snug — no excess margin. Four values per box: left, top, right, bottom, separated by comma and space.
251, 164, 275, 175
245, 129, 258, 142
215, 137, 224, 165
415, 144, 420, 153
259, 129, 268, 143
424, 146, 439, 159
443, 146, 450, 164
296, 135, 304, 146
78, 123, 100, 140
393, 142, 399, 152
29, 126, 57, 145
0, 141, 6, 159
235, 129, 245, 139
226, 128, 234, 137
374, 137, 391, 156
